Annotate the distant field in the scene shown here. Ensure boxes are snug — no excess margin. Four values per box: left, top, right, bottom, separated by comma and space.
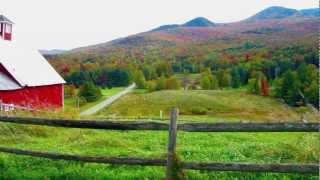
96, 89, 313, 122
64, 87, 124, 112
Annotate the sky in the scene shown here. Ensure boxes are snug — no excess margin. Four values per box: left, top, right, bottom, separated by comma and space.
1, 0, 318, 50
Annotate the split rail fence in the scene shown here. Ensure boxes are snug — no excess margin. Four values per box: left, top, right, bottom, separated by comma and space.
0, 108, 319, 179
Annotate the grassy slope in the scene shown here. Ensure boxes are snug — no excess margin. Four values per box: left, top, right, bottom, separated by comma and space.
97, 89, 305, 122
64, 87, 124, 112
0, 89, 319, 179
0, 124, 318, 179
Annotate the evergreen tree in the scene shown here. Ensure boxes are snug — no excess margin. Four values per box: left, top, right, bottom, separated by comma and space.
280, 71, 301, 106
217, 69, 231, 88
231, 67, 241, 88
211, 75, 219, 89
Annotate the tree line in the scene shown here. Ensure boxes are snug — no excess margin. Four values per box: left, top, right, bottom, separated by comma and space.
58, 44, 318, 108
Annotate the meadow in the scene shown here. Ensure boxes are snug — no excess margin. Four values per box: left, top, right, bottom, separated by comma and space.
0, 89, 319, 179
0, 123, 318, 179
96, 89, 317, 122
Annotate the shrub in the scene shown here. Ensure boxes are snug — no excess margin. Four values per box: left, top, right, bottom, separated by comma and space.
78, 82, 102, 102
166, 77, 181, 90
155, 76, 166, 90
200, 76, 211, 90
190, 107, 208, 115
146, 81, 156, 92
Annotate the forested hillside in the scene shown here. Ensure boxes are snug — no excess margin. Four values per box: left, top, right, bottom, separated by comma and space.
47, 7, 319, 108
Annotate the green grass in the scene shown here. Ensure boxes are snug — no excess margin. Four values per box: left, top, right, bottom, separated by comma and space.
97, 89, 316, 122
0, 123, 318, 179
64, 87, 125, 112
0, 89, 318, 179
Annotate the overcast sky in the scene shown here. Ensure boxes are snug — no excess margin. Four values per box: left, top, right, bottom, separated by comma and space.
1, 0, 317, 50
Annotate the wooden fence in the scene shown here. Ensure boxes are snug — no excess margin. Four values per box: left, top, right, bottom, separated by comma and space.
0, 109, 319, 179
0, 101, 34, 112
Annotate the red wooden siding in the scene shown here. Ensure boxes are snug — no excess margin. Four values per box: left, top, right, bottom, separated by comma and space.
0, 23, 12, 41
4, 32, 11, 41
0, 84, 63, 109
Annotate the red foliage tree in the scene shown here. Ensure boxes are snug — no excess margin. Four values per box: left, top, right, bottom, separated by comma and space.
260, 78, 269, 96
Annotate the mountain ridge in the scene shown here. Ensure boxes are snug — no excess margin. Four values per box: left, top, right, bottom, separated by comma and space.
68, 6, 319, 54
151, 17, 215, 32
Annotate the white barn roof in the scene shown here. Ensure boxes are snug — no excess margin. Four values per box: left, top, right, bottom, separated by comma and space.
0, 40, 65, 88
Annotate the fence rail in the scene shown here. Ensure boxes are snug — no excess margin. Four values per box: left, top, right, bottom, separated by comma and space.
0, 147, 317, 174
0, 116, 318, 132
0, 111, 319, 178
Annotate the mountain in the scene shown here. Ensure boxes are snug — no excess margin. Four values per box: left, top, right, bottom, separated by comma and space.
299, 8, 319, 17
56, 6, 318, 63
40, 49, 66, 55
151, 24, 180, 31
151, 17, 214, 31
247, 6, 299, 21
182, 17, 215, 27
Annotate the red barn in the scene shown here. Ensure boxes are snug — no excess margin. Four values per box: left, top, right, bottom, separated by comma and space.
0, 15, 65, 109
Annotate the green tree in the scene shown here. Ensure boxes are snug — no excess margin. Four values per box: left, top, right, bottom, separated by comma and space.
146, 81, 156, 92
304, 80, 319, 108
247, 71, 269, 96
156, 61, 172, 77
142, 65, 157, 80
219, 70, 231, 88
201, 68, 219, 90
211, 75, 219, 89
134, 70, 146, 89
155, 76, 166, 90
78, 81, 102, 102
280, 71, 301, 106
231, 67, 241, 88
247, 78, 260, 94
200, 76, 211, 90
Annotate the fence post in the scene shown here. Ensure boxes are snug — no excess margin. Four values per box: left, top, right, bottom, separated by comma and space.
166, 108, 179, 179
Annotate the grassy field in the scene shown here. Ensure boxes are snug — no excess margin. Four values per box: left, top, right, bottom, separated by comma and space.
0, 123, 318, 179
64, 87, 125, 112
0, 89, 319, 179
96, 89, 316, 122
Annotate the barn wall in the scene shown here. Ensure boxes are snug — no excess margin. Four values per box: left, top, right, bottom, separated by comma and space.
0, 84, 63, 109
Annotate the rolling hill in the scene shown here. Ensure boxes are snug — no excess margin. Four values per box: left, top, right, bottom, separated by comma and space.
246, 6, 299, 21
48, 6, 318, 79
64, 6, 318, 57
